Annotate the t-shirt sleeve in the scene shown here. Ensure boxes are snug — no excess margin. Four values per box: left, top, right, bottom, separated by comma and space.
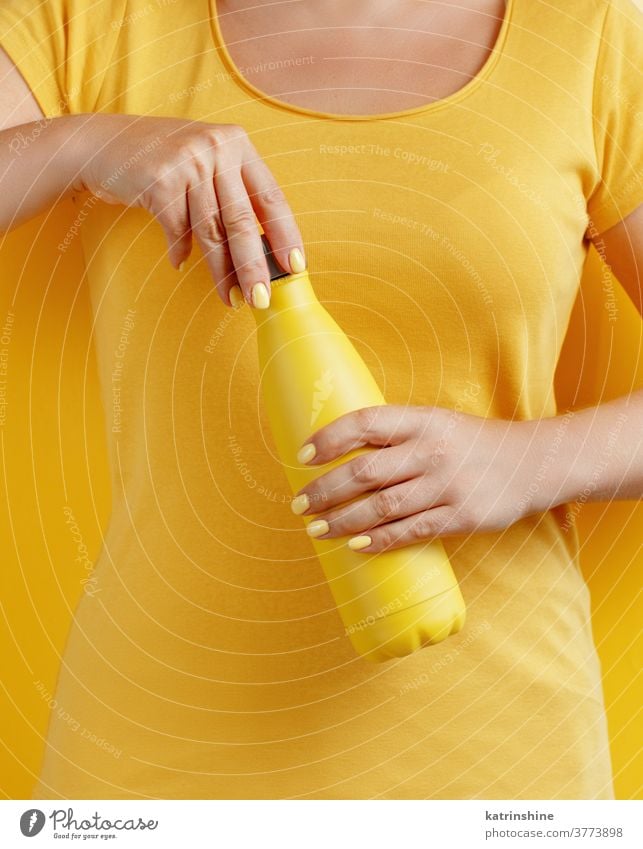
0, 0, 127, 119
586, 0, 643, 234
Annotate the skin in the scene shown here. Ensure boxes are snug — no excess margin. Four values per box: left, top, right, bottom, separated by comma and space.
219, 0, 507, 114
0, 1, 641, 547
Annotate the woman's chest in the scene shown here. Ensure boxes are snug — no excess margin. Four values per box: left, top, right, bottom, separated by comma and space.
82, 108, 593, 345
216, 0, 508, 115
88, 2, 602, 410
78, 112, 590, 422
235, 115, 589, 319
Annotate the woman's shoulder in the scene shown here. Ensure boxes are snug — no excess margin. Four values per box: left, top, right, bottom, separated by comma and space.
544, 0, 642, 23
0, 0, 130, 117
519, 0, 640, 24
514, 0, 642, 54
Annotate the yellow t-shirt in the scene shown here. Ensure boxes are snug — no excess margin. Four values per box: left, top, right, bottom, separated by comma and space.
1, 0, 641, 799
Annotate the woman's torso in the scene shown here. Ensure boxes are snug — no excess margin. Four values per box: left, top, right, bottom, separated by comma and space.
33, 0, 614, 799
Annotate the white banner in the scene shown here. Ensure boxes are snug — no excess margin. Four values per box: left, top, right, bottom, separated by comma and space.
0, 800, 640, 848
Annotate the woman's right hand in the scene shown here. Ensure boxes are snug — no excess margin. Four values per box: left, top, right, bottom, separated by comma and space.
75, 114, 305, 308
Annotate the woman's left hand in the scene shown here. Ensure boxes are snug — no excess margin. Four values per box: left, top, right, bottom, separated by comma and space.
292, 405, 559, 552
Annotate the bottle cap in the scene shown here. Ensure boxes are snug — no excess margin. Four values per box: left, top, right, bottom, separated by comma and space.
261, 234, 290, 281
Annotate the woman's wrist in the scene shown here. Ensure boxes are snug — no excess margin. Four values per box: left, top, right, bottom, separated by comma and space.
530, 412, 589, 513
511, 414, 577, 517
67, 112, 140, 196
524, 392, 643, 515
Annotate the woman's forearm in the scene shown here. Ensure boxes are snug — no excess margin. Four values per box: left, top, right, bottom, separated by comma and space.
548, 388, 643, 507
0, 113, 101, 233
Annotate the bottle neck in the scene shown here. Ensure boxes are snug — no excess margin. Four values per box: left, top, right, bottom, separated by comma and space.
252, 269, 317, 324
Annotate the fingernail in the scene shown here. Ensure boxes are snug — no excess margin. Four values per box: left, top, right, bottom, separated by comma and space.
178, 260, 186, 272
307, 519, 329, 538
289, 247, 306, 274
252, 282, 270, 309
291, 493, 310, 515
297, 443, 316, 464
348, 535, 372, 551
229, 285, 244, 309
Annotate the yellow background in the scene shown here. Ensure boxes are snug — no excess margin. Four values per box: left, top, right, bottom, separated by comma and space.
0, 199, 641, 799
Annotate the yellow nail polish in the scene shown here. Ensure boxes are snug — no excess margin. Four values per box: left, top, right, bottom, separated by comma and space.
252, 282, 270, 309
178, 260, 186, 272
289, 247, 306, 274
348, 535, 372, 551
229, 285, 244, 309
297, 443, 316, 464
307, 519, 329, 538
291, 493, 310, 515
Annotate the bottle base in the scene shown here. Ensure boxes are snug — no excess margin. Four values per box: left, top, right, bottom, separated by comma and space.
347, 585, 466, 663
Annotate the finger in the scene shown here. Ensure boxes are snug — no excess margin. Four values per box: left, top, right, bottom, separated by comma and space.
154, 184, 193, 271
343, 507, 461, 554
312, 478, 444, 539
187, 177, 237, 303
242, 151, 305, 274
214, 153, 270, 308
299, 405, 427, 465
295, 443, 424, 515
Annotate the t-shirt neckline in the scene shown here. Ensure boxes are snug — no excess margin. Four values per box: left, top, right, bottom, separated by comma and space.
209, 0, 514, 122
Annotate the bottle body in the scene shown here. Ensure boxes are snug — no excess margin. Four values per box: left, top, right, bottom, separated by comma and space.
254, 270, 465, 661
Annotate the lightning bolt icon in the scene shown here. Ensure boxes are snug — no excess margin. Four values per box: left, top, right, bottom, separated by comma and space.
28, 812, 38, 833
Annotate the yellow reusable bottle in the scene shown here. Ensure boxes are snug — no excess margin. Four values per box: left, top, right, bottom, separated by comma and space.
253, 238, 466, 662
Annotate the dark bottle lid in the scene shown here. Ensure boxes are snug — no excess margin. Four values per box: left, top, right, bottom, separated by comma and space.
261, 234, 290, 281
